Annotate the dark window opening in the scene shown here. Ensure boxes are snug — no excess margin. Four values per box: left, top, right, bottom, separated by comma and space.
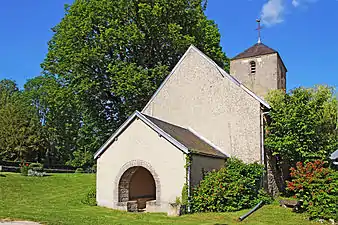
250, 61, 256, 74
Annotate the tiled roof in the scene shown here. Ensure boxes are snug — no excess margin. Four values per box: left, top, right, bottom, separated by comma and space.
94, 111, 227, 159
143, 114, 227, 159
232, 43, 277, 60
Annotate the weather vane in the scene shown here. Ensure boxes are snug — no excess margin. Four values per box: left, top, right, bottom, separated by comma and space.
256, 19, 263, 43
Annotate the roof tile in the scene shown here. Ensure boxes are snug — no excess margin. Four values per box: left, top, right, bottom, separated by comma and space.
232, 43, 277, 60
143, 114, 227, 159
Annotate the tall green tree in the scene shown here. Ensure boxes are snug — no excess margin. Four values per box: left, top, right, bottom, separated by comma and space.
24, 76, 86, 166
265, 85, 338, 164
0, 79, 45, 162
0, 79, 19, 106
41, 0, 229, 163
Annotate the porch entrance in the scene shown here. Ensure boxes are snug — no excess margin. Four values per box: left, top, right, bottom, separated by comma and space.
118, 166, 156, 209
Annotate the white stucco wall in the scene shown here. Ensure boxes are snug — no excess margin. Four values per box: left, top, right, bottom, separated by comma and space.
143, 47, 262, 163
191, 155, 225, 187
96, 118, 186, 212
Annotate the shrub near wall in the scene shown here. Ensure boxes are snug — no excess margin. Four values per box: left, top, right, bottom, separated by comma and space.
191, 158, 271, 212
287, 160, 338, 221
81, 187, 97, 206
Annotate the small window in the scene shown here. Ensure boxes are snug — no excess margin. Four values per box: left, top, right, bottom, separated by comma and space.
250, 61, 256, 74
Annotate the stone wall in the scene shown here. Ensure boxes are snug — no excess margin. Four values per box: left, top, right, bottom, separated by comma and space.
265, 150, 291, 196
230, 53, 286, 100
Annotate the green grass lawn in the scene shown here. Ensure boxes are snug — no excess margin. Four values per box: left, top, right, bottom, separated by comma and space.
0, 173, 318, 225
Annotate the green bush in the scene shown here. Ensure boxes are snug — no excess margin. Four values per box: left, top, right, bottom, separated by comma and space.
287, 160, 338, 221
81, 187, 97, 206
191, 158, 268, 212
75, 168, 84, 173
181, 183, 188, 206
91, 164, 97, 173
20, 163, 29, 176
257, 188, 273, 204
22, 163, 46, 177
28, 163, 44, 172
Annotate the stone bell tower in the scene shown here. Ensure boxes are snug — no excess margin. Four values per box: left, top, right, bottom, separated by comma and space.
230, 20, 288, 196
230, 41, 288, 196
230, 20, 287, 99
230, 42, 287, 99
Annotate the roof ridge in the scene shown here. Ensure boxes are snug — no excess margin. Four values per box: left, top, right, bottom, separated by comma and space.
232, 42, 277, 60
142, 113, 188, 130
187, 127, 229, 158
94, 110, 227, 159
143, 113, 227, 158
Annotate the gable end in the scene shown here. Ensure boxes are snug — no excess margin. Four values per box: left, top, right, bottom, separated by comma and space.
142, 45, 271, 112
94, 111, 189, 159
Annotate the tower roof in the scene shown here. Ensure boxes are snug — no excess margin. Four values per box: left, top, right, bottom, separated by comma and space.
232, 43, 277, 60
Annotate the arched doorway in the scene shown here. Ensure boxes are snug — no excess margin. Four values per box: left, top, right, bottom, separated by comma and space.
118, 166, 156, 209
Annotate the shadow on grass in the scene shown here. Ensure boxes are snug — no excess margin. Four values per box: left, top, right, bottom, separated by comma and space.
214, 224, 228, 225
0, 174, 6, 177
29, 174, 52, 177
21, 174, 52, 178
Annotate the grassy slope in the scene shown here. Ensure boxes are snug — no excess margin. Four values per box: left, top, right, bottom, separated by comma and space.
0, 173, 317, 225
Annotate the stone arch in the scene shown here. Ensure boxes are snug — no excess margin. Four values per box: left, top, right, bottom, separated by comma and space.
114, 160, 161, 205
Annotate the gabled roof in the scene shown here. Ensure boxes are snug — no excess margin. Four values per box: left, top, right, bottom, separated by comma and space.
94, 111, 227, 159
231, 42, 287, 72
143, 115, 227, 159
142, 45, 271, 111
232, 43, 277, 60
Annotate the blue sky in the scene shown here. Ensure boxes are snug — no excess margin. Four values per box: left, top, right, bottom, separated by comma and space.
0, 0, 337, 90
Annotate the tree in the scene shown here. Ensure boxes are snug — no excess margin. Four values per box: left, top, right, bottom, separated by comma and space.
23, 76, 83, 166
41, 0, 229, 163
0, 79, 19, 106
0, 79, 45, 162
265, 85, 338, 164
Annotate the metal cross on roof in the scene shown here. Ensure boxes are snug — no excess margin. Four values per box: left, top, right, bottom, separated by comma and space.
256, 19, 263, 43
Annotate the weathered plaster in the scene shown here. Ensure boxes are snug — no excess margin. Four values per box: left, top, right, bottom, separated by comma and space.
143, 47, 262, 163
190, 155, 225, 187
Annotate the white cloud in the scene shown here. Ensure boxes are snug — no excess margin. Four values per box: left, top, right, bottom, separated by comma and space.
292, 0, 318, 7
292, 0, 300, 7
260, 0, 285, 26
260, 0, 319, 27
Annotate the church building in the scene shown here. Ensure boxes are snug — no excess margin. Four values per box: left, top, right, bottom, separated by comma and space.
94, 41, 287, 212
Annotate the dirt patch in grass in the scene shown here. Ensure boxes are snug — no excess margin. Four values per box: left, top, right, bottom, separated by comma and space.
0, 220, 41, 225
